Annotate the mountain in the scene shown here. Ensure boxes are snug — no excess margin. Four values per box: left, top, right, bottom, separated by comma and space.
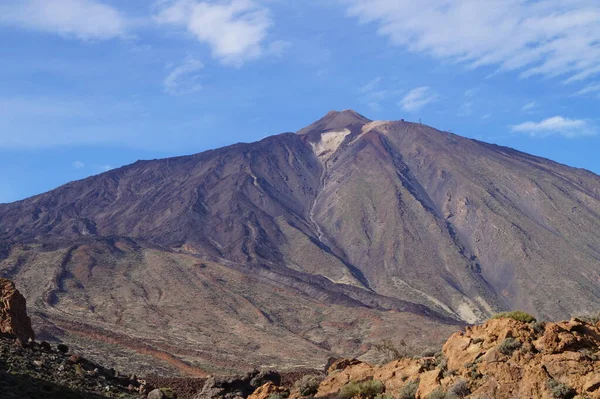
1, 110, 599, 375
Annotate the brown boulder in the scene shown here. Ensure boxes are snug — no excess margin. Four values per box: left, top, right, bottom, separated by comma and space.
0, 278, 34, 341
248, 382, 287, 399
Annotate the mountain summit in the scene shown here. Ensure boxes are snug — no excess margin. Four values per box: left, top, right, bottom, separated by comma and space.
1, 111, 599, 375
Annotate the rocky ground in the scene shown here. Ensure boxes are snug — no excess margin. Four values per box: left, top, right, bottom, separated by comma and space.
0, 331, 144, 398
4, 275, 600, 398
242, 314, 600, 399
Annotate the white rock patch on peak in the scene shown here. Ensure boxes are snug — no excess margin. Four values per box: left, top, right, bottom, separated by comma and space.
310, 129, 351, 163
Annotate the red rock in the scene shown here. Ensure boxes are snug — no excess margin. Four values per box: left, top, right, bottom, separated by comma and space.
0, 278, 34, 342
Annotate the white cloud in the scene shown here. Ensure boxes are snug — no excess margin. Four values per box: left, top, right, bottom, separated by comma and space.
343, 0, 600, 83
399, 86, 438, 112
512, 116, 595, 138
163, 56, 204, 95
522, 101, 537, 111
100, 165, 114, 171
155, 0, 275, 65
0, 0, 128, 40
72, 161, 85, 169
575, 83, 600, 96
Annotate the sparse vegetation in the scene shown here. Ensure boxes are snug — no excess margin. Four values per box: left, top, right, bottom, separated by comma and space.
579, 348, 600, 361
532, 321, 546, 335
338, 380, 385, 399
295, 375, 323, 397
159, 388, 177, 399
374, 395, 394, 399
546, 379, 576, 399
447, 379, 470, 398
427, 388, 447, 399
498, 337, 521, 355
491, 311, 536, 323
465, 360, 483, 380
419, 348, 439, 358
267, 394, 287, 399
398, 380, 419, 399
373, 339, 413, 362
436, 356, 448, 372
578, 313, 600, 324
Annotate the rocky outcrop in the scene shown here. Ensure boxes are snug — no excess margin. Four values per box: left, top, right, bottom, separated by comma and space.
0, 278, 34, 342
254, 316, 600, 399
247, 382, 288, 399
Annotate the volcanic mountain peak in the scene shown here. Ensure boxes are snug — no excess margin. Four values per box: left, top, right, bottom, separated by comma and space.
1, 110, 600, 375
296, 109, 372, 136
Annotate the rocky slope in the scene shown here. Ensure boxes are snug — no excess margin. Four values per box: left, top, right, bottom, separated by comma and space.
248, 314, 600, 399
1, 110, 600, 374
0, 277, 150, 398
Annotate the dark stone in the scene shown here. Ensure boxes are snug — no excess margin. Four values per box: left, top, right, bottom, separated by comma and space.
40, 341, 51, 351
57, 343, 69, 353
250, 370, 280, 388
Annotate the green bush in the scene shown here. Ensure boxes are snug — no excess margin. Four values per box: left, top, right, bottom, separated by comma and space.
498, 337, 521, 355
339, 380, 384, 399
398, 380, 419, 399
546, 379, 576, 399
491, 311, 536, 323
295, 375, 323, 397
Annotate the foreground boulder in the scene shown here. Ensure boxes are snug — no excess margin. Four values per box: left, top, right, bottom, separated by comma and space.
0, 278, 34, 341
257, 316, 600, 399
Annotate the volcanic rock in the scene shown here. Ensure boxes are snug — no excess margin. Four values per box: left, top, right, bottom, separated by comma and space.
0, 278, 34, 342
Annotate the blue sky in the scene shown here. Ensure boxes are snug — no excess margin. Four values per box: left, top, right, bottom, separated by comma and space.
1, 0, 600, 203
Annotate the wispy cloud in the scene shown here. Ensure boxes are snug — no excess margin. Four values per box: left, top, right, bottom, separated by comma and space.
155, 0, 276, 66
343, 0, 600, 83
163, 56, 204, 95
522, 101, 537, 112
458, 88, 478, 116
72, 161, 85, 169
575, 83, 600, 96
399, 86, 438, 112
358, 77, 392, 111
0, 0, 128, 40
512, 116, 595, 138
